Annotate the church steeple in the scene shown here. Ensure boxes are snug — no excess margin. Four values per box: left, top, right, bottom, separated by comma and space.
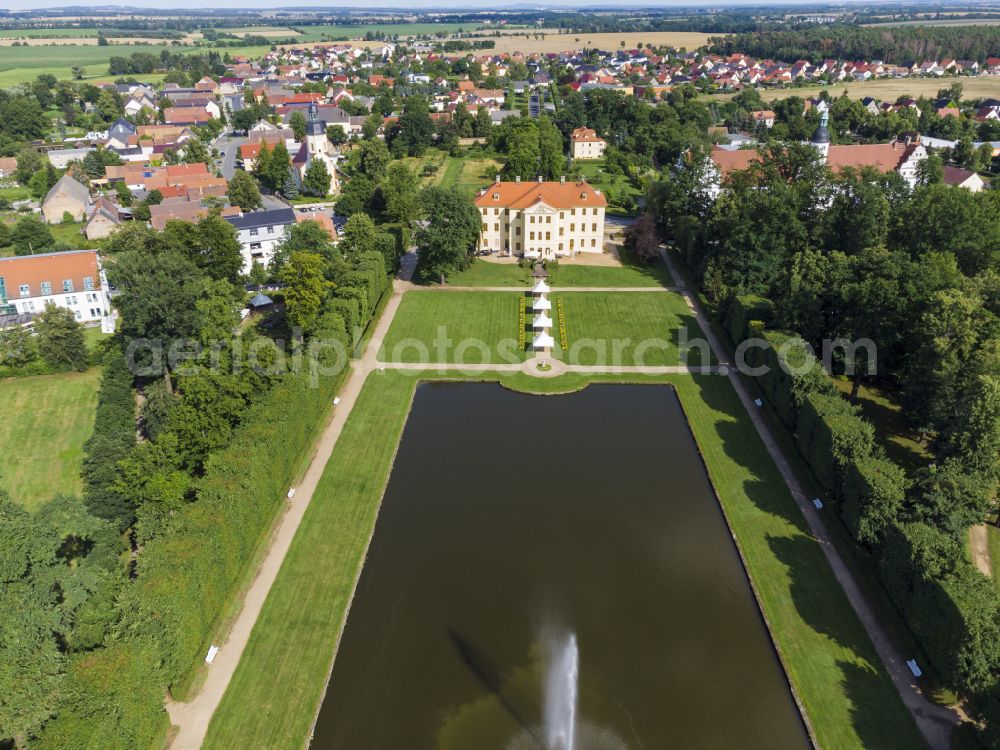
810, 109, 830, 162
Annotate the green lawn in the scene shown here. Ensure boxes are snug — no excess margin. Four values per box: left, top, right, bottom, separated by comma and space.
549, 251, 675, 288
572, 159, 643, 214
556, 291, 711, 367
203, 369, 926, 750
988, 525, 1000, 593
0, 367, 102, 510
378, 291, 530, 364
437, 260, 533, 287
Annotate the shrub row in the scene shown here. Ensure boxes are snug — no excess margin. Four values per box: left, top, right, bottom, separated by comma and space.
38, 316, 353, 749
80, 345, 137, 530
730, 322, 1000, 745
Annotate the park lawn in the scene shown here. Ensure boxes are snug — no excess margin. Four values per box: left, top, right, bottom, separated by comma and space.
379, 290, 530, 364
48, 221, 99, 250
989, 525, 1000, 593
0, 186, 31, 202
438, 157, 463, 189
440, 260, 532, 287
0, 367, 101, 510
549, 251, 676, 288
832, 379, 932, 473
203, 370, 925, 750
556, 291, 712, 367
572, 159, 642, 212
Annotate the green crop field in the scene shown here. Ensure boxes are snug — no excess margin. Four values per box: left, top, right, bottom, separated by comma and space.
0, 42, 266, 88
556, 291, 711, 367
293, 23, 477, 42
0, 367, 102, 510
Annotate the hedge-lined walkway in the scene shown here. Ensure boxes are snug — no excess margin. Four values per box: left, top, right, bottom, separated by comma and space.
169, 260, 947, 750
660, 250, 962, 750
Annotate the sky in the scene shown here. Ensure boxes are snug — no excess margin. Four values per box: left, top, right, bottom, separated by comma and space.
2, 0, 880, 10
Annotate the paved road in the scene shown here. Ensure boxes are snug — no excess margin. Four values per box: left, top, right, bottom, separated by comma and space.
215, 132, 246, 180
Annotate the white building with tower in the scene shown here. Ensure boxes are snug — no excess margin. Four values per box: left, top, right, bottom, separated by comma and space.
301, 100, 340, 194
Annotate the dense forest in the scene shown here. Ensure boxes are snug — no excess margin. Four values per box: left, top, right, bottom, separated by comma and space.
709, 24, 1000, 63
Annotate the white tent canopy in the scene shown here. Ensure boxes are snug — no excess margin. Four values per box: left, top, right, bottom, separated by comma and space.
532, 296, 552, 311
533, 313, 553, 328
532, 332, 555, 349
532, 280, 551, 295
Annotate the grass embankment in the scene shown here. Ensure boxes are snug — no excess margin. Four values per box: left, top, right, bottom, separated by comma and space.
989, 525, 1000, 592
556, 291, 712, 367
378, 290, 528, 364
0, 367, 102, 509
203, 369, 925, 750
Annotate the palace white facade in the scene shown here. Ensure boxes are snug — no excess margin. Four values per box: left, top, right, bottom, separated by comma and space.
475, 178, 607, 260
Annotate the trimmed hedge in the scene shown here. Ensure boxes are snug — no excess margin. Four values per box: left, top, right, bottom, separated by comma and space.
743, 329, 838, 429
80, 346, 137, 530
39, 316, 353, 748
795, 392, 874, 503
842, 455, 908, 546
723, 293, 774, 346
882, 523, 1000, 704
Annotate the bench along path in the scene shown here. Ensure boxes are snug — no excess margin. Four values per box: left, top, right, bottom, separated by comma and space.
659, 249, 963, 750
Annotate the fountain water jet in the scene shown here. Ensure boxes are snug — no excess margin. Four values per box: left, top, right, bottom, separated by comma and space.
544, 632, 578, 750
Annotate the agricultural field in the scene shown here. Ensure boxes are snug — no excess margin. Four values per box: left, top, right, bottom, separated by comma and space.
0, 42, 265, 88
292, 22, 478, 42
0, 367, 102, 510
475, 31, 714, 55
705, 76, 1000, 104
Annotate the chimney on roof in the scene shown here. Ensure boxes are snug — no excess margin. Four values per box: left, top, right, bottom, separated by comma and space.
560, 175, 565, 183
515, 175, 521, 183
537, 175, 543, 183
495, 174, 500, 183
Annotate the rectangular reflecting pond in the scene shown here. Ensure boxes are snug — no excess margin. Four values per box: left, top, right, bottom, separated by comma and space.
311, 382, 810, 750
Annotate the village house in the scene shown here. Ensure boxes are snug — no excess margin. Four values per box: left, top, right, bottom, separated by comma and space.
943, 165, 987, 192
224, 207, 298, 272
475, 177, 607, 260
84, 197, 123, 240
42, 174, 92, 224
0, 249, 113, 331
569, 127, 608, 160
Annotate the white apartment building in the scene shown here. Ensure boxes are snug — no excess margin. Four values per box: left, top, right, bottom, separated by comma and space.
224, 207, 297, 272
475, 178, 607, 260
0, 249, 114, 330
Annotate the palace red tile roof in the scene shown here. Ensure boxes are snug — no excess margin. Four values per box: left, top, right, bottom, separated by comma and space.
474, 181, 607, 210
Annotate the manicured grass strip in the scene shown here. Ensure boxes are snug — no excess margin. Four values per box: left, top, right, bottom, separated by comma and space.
203, 371, 417, 750
438, 157, 463, 190
440, 260, 533, 287
205, 371, 924, 750
556, 291, 713, 367
0, 367, 101, 510
549, 249, 675, 287
378, 290, 529, 363
988, 525, 1000, 593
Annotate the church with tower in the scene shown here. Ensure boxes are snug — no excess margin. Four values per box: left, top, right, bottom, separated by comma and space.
708, 107, 928, 196
298, 100, 340, 194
